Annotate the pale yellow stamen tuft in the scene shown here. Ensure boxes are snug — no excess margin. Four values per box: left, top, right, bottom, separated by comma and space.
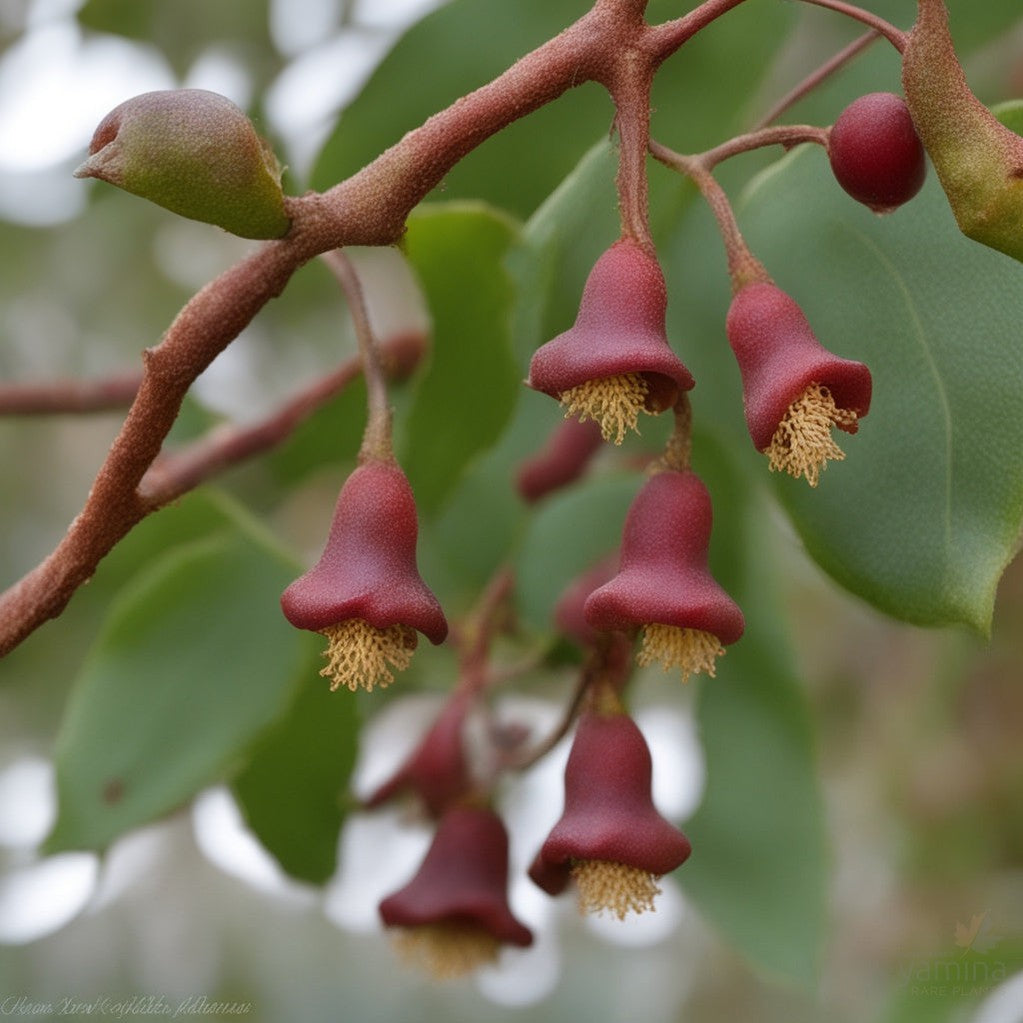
319, 619, 416, 692
637, 623, 725, 683
559, 373, 649, 444
572, 859, 661, 920
391, 922, 501, 979
765, 382, 858, 488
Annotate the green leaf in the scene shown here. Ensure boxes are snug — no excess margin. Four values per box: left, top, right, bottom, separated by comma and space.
232, 651, 359, 884
668, 145, 1023, 632
682, 434, 828, 986
399, 202, 521, 514
46, 533, 308, 852
993, 99, 1023, 135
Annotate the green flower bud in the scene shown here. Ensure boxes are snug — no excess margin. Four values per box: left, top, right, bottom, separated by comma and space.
901, 0, 1023, 262
74, 89, 290, 240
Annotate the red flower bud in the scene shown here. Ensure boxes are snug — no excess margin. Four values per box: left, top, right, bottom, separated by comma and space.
281, 460, 447, 691
515, 416, 604, 503
553, 553, 619, 649
725, 282, 872, 486
526, 239, 694, 444
528, 709, 691, 919
379, 805, 533, 976
584, 470, 743, 682
364, 692, 473, 817
828, 92, 927, 213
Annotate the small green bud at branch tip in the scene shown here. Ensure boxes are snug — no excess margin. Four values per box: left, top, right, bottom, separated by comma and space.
75, 88, 291, 240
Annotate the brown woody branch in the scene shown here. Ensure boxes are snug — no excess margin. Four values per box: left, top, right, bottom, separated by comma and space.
0, 370, 142, 414
0, 0, 750, 657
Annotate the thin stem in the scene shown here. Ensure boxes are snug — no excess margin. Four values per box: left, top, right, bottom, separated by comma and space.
650, 139, 769, 289
647, 0, 750, 61
753, 29, 880, 129
610, 60, 656, 251
652, 393, 693, 474
320, 249, 394, 463
0, 370, 141, 415
137, 331, 420, 506
695, 123, 831, 169
793, 0, 907, 52
502, 631, 634, 773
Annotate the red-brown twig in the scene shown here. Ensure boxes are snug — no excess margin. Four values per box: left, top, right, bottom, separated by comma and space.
0, 370, 142, 415
0, 0, 755, 657
137, 332, 419, 507
753, 29, 881, 129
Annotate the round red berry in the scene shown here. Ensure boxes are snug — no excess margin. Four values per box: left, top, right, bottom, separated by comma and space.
828, 92, 926, 213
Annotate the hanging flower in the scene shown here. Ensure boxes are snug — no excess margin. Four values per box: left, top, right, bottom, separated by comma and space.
529, 707, 691, 919
379, 805, 533, 977
515, 416, 604, 503
584, 470, 743, 683
280, 459, 447, 692
726, 282, 872, 486
527, 239, 694, 444
364, 691, 474, 818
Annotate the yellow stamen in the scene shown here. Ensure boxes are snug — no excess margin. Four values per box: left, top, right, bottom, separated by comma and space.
572, 859, 661, 920
637, 623, 725, 683
319, 619, 416, 692
559, 373, 649, 444
765, 382, 858, 487
391, 922, 501, 979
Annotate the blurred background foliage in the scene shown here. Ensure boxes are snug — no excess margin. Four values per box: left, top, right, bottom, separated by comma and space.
0, 1, 1022, 1021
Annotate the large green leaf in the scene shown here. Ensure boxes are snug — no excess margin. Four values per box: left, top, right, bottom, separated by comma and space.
681, 435, 828, 986
232, 650, 359, 885
666, 144, 1023, 632
399, 203, 520, 514
46, 533, 310, 852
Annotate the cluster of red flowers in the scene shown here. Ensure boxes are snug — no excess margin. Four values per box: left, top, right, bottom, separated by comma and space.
276, 227, 874, 976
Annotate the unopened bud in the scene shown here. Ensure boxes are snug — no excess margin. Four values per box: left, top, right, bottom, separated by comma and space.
75, 89, 290, 240
902, 0, 1023, 261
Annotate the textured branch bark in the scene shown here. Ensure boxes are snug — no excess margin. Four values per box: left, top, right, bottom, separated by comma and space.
0, 0, 750, 656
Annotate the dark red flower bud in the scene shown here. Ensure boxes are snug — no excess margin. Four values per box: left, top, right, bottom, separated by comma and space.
281, 459, 447, 691
725, 282, 872, 486
379, 805, 533, 977
528, 708, 691, 919
553, 553, 619, 649
526, 239, 694, 444
584, 470, 743, 682
828, 92, 927, 213
515, 416, 604, 503
364, 691, 473, 817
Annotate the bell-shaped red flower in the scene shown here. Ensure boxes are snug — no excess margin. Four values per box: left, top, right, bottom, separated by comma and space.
584, 470, 743, 682
726, 282, 872, 487
281, 459, 447, 692
527, 239, 694, 444
379, 805, 533, 977
516, 416, 604, 503
529, 708, 691, 919
364, 691, 473, 817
